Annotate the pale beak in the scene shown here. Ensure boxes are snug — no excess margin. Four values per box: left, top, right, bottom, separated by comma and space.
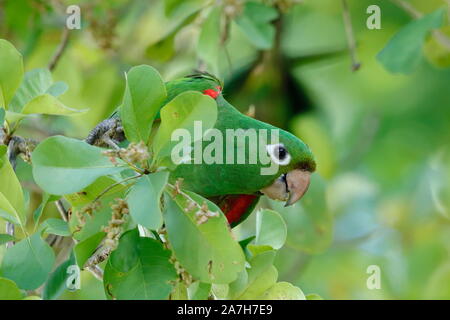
285, 169, 311, 206
260, 169, 311, 206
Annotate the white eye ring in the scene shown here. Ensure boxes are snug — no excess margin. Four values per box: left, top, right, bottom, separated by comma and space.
266, 143, 291, 166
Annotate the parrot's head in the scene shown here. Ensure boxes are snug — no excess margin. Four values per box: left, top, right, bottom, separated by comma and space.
259, 125, 316, 206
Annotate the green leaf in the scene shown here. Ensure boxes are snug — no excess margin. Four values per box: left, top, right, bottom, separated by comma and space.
64, 176, 128, 208
0, 108, 4, 126
21, 94, 86, 115
43, 254, 76, 300
165, 0, 204, 16
33, 193, 50, 227
255, 209, 287, 250
0, 39, 23, 109
188, 281, 211, 300
197, 7, 221, 72
0, 234, 15, 246
153, 91, 217, 162
66, 178, 130, 241
120, 65, 167, 143
377, 8, 445, 74
0, 145, 25, 224
238, 265, 278, 299
424, 25, 450, 68
9, 68, 68, 112
1, 233, 55, 290
145, 33, 176, 62
32, 136, 126, 195
74, 232, 106, 268
164, 191, 245, 284
239, 235, 256, 250
171, 282, 188, 300
66, 177, 129, 242
269, 175, 333, 254
260, 282, 306, 300
228, 248, 276, 299
227, 269, 249, 299
4, 110, 27, 123
103, 229, 177, 300
127, 171, 168, 230
0, 277, 24, 300
235, 1, 278, 50
306, 293, 323, 300
40, 218, 71, 237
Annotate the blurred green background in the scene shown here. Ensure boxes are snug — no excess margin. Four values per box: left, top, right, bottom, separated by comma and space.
2, 0, 450, 299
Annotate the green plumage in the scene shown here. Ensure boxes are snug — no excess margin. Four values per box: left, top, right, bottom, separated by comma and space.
163, 73, 315, 197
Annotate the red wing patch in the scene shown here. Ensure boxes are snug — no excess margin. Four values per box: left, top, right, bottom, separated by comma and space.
220, 194, 259, 225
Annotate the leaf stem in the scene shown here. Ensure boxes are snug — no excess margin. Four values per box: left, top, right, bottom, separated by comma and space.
341, 0, 361, 71
93, 173, 143, 203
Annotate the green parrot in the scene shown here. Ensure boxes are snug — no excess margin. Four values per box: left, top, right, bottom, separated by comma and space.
90, 72, 316, 227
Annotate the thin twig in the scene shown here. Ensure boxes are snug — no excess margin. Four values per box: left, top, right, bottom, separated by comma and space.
87, 265, 104, 280
55, 199, 106, 280
93, 173, 142, 203
48, 27, 70, 71
390, 0, 421, 18
341, 0, 361, 71
55, 199, 69, 221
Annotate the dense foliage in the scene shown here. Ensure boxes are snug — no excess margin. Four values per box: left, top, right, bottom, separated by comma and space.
1, 0, 450, 300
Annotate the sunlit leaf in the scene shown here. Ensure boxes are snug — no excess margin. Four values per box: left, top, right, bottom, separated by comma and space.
255, 209, 287, 250
188, 281, 211, 300
120, 65, 167, 143
9, 68, 68, 112
21, 94, 86, 115
64, 176, 127, 208
0, 39, 23, 109
260, 281, 306, 300
306, 293, 323, 300
0, 277, 24, 300
0, 145, 25, 224
32, 136, 126, 195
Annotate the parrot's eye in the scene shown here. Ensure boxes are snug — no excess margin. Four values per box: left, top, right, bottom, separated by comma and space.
266, 143, 291, 166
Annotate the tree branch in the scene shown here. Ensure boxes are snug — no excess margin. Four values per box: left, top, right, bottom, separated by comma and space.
48, 27, 70, 72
